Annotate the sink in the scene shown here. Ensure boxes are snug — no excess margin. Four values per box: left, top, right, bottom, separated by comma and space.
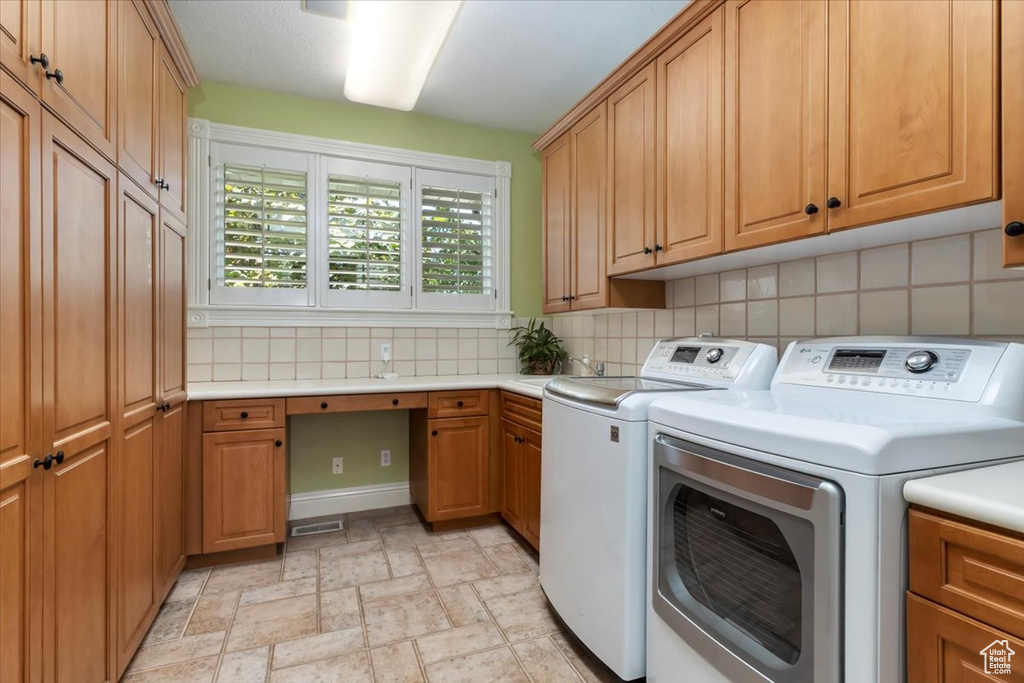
513, 377, 555, 386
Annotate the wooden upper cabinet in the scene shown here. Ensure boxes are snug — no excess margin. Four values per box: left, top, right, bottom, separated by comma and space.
570, 102, 608, 311
159, 212, 187, 403
657, 6, 724, 265
158, 42, 187, 222
542, 133, 572, 314
724, 0, 827, 251
826, 0, 998, 232
607, 63, 657, 275
1003, 0, 1024, 268
119, 0, 159, 196
40, 0, 118, 160
0, 71, 42, 683
0, 0, 42, 94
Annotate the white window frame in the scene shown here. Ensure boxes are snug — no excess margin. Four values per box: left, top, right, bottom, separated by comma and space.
209, 143, 317, 307
321, 157, 412, 310
415, 169, 497, 312
187, 119, 513, 329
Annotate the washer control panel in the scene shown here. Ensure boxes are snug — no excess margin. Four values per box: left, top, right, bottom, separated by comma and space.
643, 340, 754, 382
777, 339, 1010, 402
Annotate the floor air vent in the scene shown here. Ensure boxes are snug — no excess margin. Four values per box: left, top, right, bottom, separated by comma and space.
291, 520, 344, 537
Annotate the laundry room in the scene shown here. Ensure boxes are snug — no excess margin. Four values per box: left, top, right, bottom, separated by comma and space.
1, 1, 1022, 682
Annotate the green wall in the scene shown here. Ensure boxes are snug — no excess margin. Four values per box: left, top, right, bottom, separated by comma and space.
288, 412, 410, 493
188, 81, 543, 316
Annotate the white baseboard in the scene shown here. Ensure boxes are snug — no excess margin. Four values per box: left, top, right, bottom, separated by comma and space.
289, 482, 412, 521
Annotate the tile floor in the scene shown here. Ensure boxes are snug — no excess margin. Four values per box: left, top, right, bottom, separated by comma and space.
125, 507, 619, 682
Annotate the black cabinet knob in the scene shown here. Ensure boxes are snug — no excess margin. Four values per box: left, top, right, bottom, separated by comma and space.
45, 68, 63, 85
240, 411, 249, 419
654, 244, 663, 252
1006, 221, 1024, 238
561, 295, 569, 302
33, 455, 52, 470
827, 197, 842, 209
161, 180, 170, 191
804, 203, 819, 215
643, 246, 653, 254
456, 400, 464, 407
275, 440, 283, 447
54, 451, 64, 465
320, 401, 328, 409
431, 430, 438, 436
569, 295, 576, 301
392, 398, 399, 406
30, 53, 49, 69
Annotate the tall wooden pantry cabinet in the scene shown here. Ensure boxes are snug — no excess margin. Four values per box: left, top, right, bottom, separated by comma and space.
0, 1, 197, 680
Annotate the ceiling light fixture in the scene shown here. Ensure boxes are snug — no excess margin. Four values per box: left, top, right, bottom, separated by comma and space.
344, 0, 463, 111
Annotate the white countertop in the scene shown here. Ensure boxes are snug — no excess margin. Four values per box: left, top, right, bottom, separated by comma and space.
904, 461, 1024, 533
187, 373, 553, 401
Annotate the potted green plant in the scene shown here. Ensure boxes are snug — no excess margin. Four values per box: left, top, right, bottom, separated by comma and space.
508, 318, 569, 375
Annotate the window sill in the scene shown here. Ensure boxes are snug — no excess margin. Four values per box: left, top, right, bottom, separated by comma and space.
187, 305, 515, 330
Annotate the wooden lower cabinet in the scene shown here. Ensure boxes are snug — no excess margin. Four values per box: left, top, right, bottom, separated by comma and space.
155, 401, 186, 594
0, 471, 40, 683
500, 421, 526, 531
500, 393, 543, 551
203, 429, 287, 553
424, 417, 490, 522
520, 427, 542, 550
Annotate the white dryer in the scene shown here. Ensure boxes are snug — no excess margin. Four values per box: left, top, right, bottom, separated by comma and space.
645, 337, 1024, 683
540, 337, 778, 680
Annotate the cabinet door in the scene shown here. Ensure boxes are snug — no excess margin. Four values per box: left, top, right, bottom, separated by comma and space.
827, 0, 997, 232
607, 63, 656, 275
724, 0, 827, 251
542, 134, 572, 314
203, 429, 286, 553
159, 212, 186, 403
118, 0, 158, 196
499, 421, 524, 531
907, 593, 1024, 682
116, 418, 155, 674
40, 111, 116, 683
158, 44, 187, 222
0, 0, 41, 94
154, 402, 184, 597
40, 0, 118, 160
1003, 0, 1024, 268
521, 427, 542, 551
570, 102, 607, 311
657, 6, 724, 265
0, 72, 42, 683
428, 417, 489, 521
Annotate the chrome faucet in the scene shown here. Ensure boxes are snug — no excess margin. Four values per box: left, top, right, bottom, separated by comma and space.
568, 356, 605, 377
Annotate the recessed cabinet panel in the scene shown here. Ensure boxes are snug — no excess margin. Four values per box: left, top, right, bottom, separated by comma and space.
158, 44, 187, 221
657, 7, 724, 265
724, 0, 827, 251
827, 0, 997, 231
155, 402, 185, 594
121, 179, 158, 420
160, 214, 186, 400
119, 0, 158, 194
117, 420, 155, 670
570, 103, 607, 311
542, 134, 572, 313
0, 0, 41, 94
0, 477, 34, 683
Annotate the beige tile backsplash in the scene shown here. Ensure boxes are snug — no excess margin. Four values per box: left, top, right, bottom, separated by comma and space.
189, 228, 1023, 382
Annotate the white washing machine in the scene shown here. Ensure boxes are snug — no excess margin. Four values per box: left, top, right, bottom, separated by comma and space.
540, 337, 779, 680
645, 337, 1024, 683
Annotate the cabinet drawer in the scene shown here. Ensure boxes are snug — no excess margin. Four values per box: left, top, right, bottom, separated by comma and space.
909, 508, 1024, 638
286, 393, 427, 415
907, 593, 1024, 682
428, 390, 490, 418
202, 399, 285, 432
500, 391, 543, 432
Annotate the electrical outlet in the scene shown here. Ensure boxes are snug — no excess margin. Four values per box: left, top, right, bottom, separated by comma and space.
380, 342, 392, 363
380, 449, 391, 467
332, 456, 343, 474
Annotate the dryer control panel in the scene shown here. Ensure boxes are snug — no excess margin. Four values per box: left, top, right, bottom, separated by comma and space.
642, 338, 777, 386
776, 338, 1011, 402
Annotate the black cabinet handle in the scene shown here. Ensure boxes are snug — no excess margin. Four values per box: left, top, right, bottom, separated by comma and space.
827, 197, 842, 209
654, 244, 663, 252
320, 401, 328, 409
456, 400, 463, 407
431, 430, 438, 436
53, 451, 64, 465
804, 203, 819, 215
45, 68, 63, 85
643, 246, 653, 254
569, 295, 576, 301
30, 53, 49, 69
275, 440, 283, 447
33, 455, 52, 470
1006, 221, 1024, 238
240, 411, 249, 419
392, 398, 399, 406
160, 179, 170, 191
561, 295, 569, 302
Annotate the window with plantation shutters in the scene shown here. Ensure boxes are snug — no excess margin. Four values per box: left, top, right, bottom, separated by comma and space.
416, 169, 496, 310
211, 144, 313, 306
323, 158, 411, 308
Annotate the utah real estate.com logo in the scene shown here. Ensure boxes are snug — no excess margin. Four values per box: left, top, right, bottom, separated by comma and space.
980, 640, 1015, 675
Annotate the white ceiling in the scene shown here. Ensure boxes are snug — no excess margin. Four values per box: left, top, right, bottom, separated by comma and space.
168, 0, 688, 134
